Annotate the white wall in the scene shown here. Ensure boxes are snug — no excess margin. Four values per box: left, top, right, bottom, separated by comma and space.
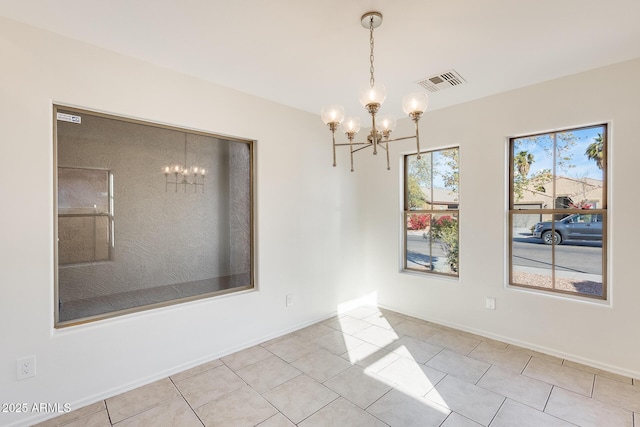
0, 18, 370, 426
360, 58, 640, 378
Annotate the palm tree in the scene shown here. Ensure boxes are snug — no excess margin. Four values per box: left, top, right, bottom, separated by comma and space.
514, 151, 534, 177
585, 133, 604, 169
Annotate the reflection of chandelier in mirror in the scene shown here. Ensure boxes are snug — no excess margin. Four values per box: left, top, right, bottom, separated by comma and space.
163, 133, 205, 192
321, 11, 429, 172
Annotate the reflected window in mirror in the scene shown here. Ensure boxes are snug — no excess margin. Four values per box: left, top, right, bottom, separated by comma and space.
54, 106, 254, 327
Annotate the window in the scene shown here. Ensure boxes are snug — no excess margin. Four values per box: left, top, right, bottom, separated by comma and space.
54, 106, 254, 326
509, 124, 607, 299
58, 167, 113, 264
403, 147, 459, 276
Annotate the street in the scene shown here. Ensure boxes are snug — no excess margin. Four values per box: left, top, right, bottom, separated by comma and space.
405, 233, 450, 272
512, 234, 602, 275
406, 231, 602, 276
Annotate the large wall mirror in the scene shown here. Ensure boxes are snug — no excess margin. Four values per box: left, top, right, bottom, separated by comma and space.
54, 105, 254, 327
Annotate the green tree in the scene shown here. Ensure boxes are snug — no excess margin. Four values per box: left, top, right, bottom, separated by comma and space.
407, 155, 432, 209
513, 168, 552, 202
514, 151, 534, 178
407, 175, 427, 209
515, 133, 577, 174
408, 155, 432, 187
585, 133, 604, 169
530, 169, 553, 192
439, 149, 459, 193
429, 216, 458, 272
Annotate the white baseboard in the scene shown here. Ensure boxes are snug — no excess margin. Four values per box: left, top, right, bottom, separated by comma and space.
9, 311, 337, 427
377, 302, 640, 380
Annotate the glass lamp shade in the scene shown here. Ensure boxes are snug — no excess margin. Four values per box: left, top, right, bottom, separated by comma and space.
321, 105, 345, 125
340, 117, 361, 135
376, 115, 397, 133
359, 83, 387, 107
402, 92, 429, 115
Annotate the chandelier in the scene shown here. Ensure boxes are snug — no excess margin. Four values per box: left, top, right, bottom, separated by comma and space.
321, 12, 429, 171
163, 134, 206, 192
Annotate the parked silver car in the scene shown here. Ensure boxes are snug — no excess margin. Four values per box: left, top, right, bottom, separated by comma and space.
533, 213, 603, 245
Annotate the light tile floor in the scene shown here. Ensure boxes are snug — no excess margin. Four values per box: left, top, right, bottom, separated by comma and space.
35, 307, 640, 427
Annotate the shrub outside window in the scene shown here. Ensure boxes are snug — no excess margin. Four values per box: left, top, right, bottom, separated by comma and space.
508, 124, 607, 299
403, 147, 459, 276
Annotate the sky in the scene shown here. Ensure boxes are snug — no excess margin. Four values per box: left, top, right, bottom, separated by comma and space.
513, 125, 605, 181
409, 124, 604, 195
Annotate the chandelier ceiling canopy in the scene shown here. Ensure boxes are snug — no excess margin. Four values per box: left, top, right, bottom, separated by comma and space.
321, 11, 429, 172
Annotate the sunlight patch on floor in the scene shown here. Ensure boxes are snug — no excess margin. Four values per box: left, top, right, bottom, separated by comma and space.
338, 306, 450, 416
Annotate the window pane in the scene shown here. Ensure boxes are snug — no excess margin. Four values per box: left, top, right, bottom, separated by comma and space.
59, 215, 110, 264
58, 168, 109, 214
554, 128, 605, 210
512, 134, 553, 205
405, 213, 432, 271
432, 148, 459, 210
554, 236, 603, 297
512, 213, 553, 289
406, 154, 432, 210
429, 213, 458, 274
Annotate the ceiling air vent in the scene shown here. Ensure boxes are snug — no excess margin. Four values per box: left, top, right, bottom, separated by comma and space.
417, 70, 466, 93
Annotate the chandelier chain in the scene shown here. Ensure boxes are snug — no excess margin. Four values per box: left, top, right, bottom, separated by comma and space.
369, 17, 375, 88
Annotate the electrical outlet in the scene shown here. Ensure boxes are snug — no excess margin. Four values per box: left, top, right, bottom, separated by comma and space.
17, 355, 36, 380
286, 294, 293, 307
485, 297, 496, 310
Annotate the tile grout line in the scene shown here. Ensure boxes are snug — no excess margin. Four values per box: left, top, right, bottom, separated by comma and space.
519, 355, 532, 375
168, 374, 205, 427
474, 362, 492, 386
362, 387, 396, 425
295, 395, 341, 425
103, 400, 113, 427
487, 396, 507, 427
436, 411, 453, 427
542, 384, 554, 413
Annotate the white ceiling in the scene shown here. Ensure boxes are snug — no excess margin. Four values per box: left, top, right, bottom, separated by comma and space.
2, 0, 640, 118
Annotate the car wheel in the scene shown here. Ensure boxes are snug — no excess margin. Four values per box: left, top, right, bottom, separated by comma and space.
541, 230, 561, 245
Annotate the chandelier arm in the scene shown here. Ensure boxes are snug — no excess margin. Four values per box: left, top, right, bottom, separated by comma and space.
414, 119, 422, 160
349, 138, 355, 172
334, 141, 371, 147
371, 115, 378, 155
330, 123, 338, 167
332, 133, 337, 167
350, 144, 375, 154
385, 140, 391, 170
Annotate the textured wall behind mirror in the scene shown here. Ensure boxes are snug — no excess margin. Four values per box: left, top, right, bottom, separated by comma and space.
54, 106, 254, 327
